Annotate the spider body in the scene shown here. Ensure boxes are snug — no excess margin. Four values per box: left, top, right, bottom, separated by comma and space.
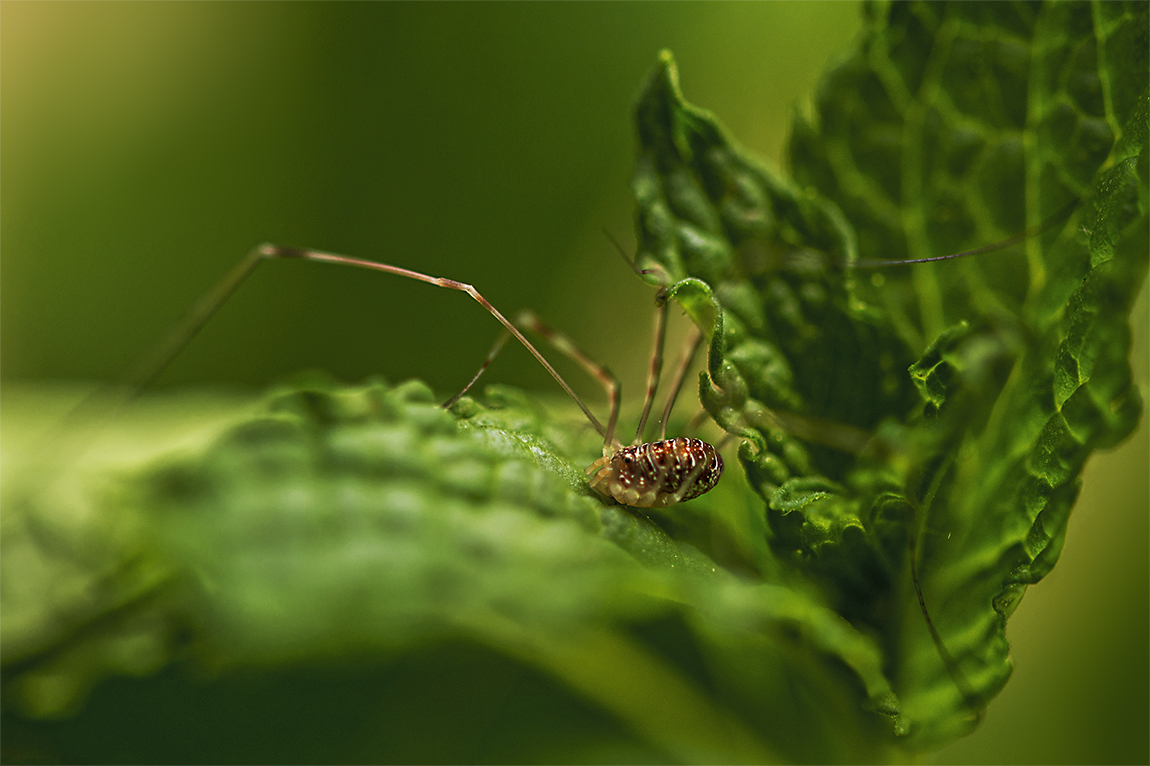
586, 437, 723, 509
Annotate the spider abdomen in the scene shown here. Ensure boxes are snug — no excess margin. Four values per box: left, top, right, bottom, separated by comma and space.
585, 436, 723, 509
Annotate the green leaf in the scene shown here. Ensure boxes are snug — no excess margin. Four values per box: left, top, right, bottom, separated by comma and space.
5, 378, 908, 763
3, 3, 1146, 763
631, 0, 1147, 752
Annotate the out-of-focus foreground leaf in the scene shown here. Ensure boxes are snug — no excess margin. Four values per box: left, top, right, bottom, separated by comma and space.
2, 2, 1146, 764
4, 379, 900, 764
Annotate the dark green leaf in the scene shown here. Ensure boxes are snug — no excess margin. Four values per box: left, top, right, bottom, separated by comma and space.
631, 0, 1147, 751
3, 3, 1146, 763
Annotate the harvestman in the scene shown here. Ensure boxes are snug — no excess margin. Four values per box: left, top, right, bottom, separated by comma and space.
125, 243, 724, 510
67, 199, 1074, 714
115, 200, 1077, 512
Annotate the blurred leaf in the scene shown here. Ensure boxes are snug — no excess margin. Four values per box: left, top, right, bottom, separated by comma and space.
4, 379, 906, 763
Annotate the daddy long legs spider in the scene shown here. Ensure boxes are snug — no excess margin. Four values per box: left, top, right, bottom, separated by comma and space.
82, 198, 1077, 512
34, 198, 1078, 725
118, 242, 727, 510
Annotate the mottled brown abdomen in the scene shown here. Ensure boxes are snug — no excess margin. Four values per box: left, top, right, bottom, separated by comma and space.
585, 437, 723, 509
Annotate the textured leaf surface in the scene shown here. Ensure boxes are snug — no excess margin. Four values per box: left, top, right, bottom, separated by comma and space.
631, 0, 1147, 750
4, 379, 906, 763
3, 2, 1147, 763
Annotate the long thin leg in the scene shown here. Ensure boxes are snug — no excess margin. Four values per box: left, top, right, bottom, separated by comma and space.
603, 229, 671, 445
447, 307, 630, 452
908, 510, 981, 709
443, 329, 511, 409
114, 243, 607, 437
453, 300, 671, 453
123, 245, 268, 393
603, 227, 671, 286
657, 325, 703, 440
511, 311, 622, 453
853, 198, 1080, 268
40, 246, 270, 456
632, 300, 667, 446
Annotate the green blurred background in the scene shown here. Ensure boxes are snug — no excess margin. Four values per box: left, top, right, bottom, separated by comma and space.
2, 3, 1145, 763
1, 1, 863, 400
